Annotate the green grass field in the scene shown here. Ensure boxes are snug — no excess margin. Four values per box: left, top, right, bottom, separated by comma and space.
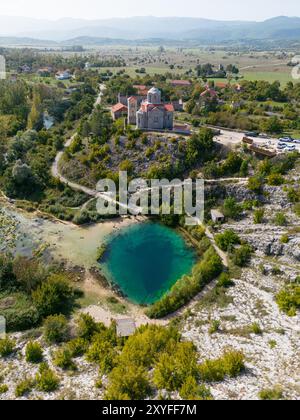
241, 71, 294, 85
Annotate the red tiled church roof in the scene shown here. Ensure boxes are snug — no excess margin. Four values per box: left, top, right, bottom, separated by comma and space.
140, 103, 174, 113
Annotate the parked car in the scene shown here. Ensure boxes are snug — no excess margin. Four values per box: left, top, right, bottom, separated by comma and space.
245, 131, 258, 137
286, 145, 296, 151
279, 136, 294, 143
259, 133, 268, 138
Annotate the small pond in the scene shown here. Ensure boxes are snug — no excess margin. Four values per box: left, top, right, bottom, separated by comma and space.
101, 222, 196, 305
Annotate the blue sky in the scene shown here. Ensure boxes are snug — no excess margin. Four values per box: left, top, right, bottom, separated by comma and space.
0, 0, 299, 21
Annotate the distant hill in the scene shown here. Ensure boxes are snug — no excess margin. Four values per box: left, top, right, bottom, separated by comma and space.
0, 15, 300, 45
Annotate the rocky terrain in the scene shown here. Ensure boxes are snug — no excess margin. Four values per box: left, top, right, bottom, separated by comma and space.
60, 133, 189, 188
0, 176, 299, 401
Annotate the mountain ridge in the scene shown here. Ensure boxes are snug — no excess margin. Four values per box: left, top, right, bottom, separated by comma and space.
0, 16, 300, 44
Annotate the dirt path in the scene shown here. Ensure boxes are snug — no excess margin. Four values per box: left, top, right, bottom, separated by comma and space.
205, 227, 229, 267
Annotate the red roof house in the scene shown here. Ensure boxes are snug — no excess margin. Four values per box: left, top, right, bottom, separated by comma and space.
170, 80, 191, 87
111, 103, 128, 120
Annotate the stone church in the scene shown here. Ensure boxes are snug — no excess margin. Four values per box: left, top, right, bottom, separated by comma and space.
134, 87, 174, 130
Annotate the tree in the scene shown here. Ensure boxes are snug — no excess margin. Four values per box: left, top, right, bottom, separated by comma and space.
32, 274, 75, 318
261, 116, 283, 134
12, 160, 33, 184
185, 128, 214, 167
27, 90, 43, 130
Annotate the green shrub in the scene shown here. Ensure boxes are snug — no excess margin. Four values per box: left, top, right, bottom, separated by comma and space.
15, 378, 34, 397
274, 212, 287, 226
253, 208, 265, 224
180, 377, 213, 400
105, 363, 151, 400
43, 314, 69, 344
215, 230, 240, 252
248, 176, 264, 193
95, 377, 103, 389
25, 341, 43, 363
231, 244, 252, 267
0, 336, 15, 357
267, 173, 284, 186
280, 234, 289, 244
199, 350, 245, 382
35, 363, 60, 392
32, 274, 75, 318
223, 197, 242, 220
251, 322, 263, 335
86, 332, 117, 374
66, 337, 88, 357
259, 386, 284, 400
276, 281, 300, 316
287, 187, 300, 203
209, 320, 221, 335
53, 347, 76, 371
0, 291, 40, 332
153, 342, 199, 392
294, 203, 300, 217
0, 384, 8, 394
76, 313, 100, 341
217, 272, 234, 288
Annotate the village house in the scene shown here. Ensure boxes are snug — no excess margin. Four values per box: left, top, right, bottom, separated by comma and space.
19, 65, 31, 74
111, 102, 128, 120
56, 70, 72, 80
170, 80, 191, 87
37, 67, 53, 77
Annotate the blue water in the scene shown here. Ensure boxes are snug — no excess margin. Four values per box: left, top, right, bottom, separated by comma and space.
101, 222, 196, 305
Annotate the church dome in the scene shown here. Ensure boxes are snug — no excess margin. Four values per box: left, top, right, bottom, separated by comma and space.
148, 87, 160, 94
147, 87, 161, 104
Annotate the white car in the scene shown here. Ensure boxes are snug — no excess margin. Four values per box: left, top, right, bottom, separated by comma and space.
279, 137, 294, 143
